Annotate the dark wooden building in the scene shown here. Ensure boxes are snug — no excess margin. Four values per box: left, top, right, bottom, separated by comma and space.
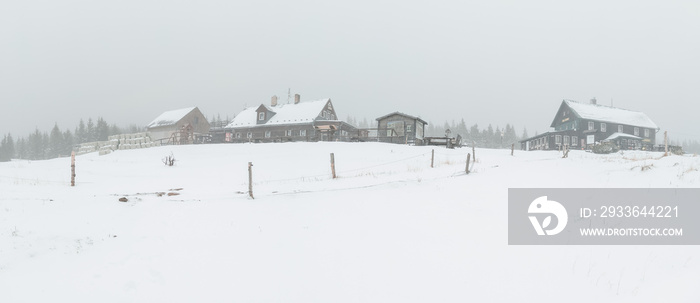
375, 112, 428, 145
521, 99, 659, 151
222, 95, 356, 143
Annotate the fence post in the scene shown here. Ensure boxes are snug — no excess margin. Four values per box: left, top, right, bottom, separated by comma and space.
466, 153, 471, 174
71, 151, 76, 187
472, 144, 476, 163
511, 143, 514, 156
248, 162, 254, 199
664, 131, 668, 156
431, 149, 434, 168
330, 153, 336, 179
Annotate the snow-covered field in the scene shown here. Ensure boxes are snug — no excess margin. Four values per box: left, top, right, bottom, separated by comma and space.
1, 142, 699, 302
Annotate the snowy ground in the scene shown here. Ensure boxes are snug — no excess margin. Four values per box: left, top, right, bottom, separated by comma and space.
1, 142, 699, 302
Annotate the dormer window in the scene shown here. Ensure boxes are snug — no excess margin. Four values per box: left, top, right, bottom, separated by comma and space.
258, 112, 265, 121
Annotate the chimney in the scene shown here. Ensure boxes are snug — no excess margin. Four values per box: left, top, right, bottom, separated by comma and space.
271, 95, 278, 107
590, 98, 597, 105
294, 94, 300, 104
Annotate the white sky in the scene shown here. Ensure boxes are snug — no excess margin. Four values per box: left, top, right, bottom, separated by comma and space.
1, 0, 699, 140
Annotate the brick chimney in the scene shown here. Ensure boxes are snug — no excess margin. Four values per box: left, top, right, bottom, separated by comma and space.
294, 94, 300, 104
271, 95, 278, 107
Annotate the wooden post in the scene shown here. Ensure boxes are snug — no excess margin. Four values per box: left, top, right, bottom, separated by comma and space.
330, 153, 336, 179
248, 162, 254, 199
511, 143, 514, 156
71, 151, 76, 187
472, 144, 476, 163
431, 149, 434, 168
466, 153, 471, 174
664, 131, 668, 156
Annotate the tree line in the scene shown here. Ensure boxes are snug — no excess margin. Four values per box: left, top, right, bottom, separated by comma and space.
424, 119, 527, 149
0, 118, 143, 162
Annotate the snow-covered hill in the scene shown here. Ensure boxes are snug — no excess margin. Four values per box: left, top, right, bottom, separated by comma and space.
1, 142, 698, 302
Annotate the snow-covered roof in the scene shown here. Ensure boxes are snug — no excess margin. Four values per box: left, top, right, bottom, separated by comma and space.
559, 100, 658, 129
603, 132, 642, 141
375, 112, 428, 125
147, 107, 197, 128
226, 99, 331, 128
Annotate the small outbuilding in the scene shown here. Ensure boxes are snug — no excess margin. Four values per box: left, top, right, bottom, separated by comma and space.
375, 112, 428, 145
147, 107, 210, 143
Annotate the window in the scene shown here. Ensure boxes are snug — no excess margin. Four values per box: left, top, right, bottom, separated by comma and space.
406, 124, 413, 132
247, 132, 252, 138
555, 135, 561, 144
258, 112, 265, 121
634, 127, 639, 136
564, 136, 570, 145
601, 123, 606, 132
587, 135, 594, 144
300, 129, 306, 136
588, 121, 594, 130
265, 131, 271, 138
572, 136, 578, 146
618, 125, 624, 133
235, 133, 241, 139
644, 129, 650, 138
286, 130, 292, 136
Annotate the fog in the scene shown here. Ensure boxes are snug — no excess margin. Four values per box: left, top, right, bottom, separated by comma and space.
1, 0, 699, 140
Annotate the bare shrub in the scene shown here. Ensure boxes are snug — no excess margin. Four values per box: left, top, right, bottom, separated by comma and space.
163, 153, 176, 166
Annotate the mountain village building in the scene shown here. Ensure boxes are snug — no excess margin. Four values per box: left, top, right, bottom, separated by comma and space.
521, 99, 659, 151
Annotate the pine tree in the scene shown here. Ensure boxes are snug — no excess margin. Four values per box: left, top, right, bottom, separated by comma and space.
521, 127, 529, 140
62, 129, 75, 156
469, 124, 480, 146
485, 124, 495, 148
0, 134, 10, 162
457, 119, 468, 139
97, 117, 110, 141
6, 133, 15, 160
16, 138, 26, 160
495, 125, 502, 148
28, 128, 44, 160
49, 123, 63, 158
504, 124, 517, 145
87, 118, 96, 142
359, 118, 369, 128
76, 119, 87, 144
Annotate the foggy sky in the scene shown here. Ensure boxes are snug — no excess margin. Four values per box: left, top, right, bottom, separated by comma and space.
2, 0, 699, 141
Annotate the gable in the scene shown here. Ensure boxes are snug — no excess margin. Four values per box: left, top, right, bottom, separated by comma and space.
255, 105, 276, 124
148, 107, 197, 128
